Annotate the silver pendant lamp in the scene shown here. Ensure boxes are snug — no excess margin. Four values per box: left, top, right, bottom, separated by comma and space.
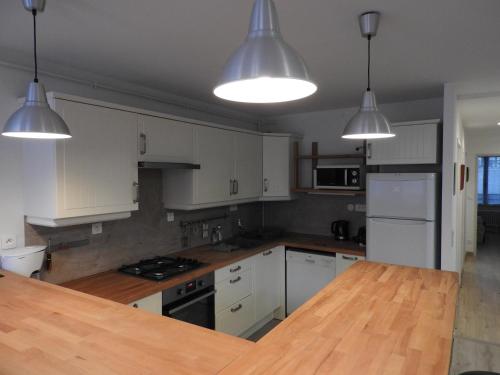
342, 11, 394, 140
213, 0, 317, 103
2, 0, 71, 139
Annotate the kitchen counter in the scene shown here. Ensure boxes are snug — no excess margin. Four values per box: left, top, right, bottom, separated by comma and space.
62, 233, 365, 304
0, 261, 458, 374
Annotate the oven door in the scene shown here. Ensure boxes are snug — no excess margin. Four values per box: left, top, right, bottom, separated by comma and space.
163, 287, 215, 329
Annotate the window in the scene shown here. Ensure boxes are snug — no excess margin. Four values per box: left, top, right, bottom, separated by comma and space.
477, 156, 500, 205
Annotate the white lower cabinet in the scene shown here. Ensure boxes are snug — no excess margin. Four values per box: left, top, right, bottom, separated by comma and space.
335, 253, 365, 276
128, 292, 162, 315
253, 246, 285, 322
214, 246, 285, 337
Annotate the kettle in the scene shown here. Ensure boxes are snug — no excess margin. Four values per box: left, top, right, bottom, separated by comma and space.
331, 220, 349, 241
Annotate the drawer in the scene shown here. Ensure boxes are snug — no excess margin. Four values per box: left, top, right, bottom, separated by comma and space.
215, 256, 253, 283
128, 292, 162, 315
215, 269, 252, 312
215, 294, 256, 337
336, 254, 365, 276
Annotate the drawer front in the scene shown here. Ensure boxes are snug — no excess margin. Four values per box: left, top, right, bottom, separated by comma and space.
215, 256, 253, 283
128, 292, 163, 315
215, 269, 252, 312
215, 294, 255, 337
336, 254, 365, 276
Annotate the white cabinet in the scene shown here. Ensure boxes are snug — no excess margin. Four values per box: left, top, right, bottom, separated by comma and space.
262, 134, 299, 201
163, 127, 262, 210
233, 132, 262, 200
138, 115, 195, 163
23, 96, 139, 227
215, 295, 256, 337
335, 253, 365, 276
253, 246, 285, 322
129, 292, 162, 315
366, 119, 440, 165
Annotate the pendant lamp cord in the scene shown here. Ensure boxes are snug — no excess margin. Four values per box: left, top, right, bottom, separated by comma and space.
367, 35, 371, 91
32, 9, 38, 83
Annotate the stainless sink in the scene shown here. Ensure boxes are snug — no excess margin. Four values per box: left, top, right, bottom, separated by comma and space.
211, 237, 267, 252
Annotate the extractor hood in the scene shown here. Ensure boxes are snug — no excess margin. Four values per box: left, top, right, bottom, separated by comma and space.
138, 161, 200, 170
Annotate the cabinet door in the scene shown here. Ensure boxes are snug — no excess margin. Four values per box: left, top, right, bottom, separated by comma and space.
194, 126, 233, 204
254, 246, 285, 322
138, 115, 194, 163
262, 136, 290, 197
129, 292, 163, 315
215, 294, 256, 337
233, 132, 262, 200
367, 122, 438, 165
56, 99, 138, 216
335, 254, 365, 276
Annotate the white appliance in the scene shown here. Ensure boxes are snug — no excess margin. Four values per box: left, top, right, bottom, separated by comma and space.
0, 246, 46, 277
286, 249, 336, 315
366, 173, 437, 269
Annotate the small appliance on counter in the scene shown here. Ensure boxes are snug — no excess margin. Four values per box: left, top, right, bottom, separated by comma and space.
118, 256, 207, 281
0, 246, 46, 278
331, 220, 349, 241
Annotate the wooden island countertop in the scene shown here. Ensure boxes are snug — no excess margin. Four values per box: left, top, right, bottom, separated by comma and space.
62, 233, 366, 304
0, 261, 458, 375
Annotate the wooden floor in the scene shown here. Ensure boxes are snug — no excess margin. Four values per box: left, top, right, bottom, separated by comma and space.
451, 233, 500, 374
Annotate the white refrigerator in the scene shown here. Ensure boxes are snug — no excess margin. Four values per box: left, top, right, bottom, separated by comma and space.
366, 173, 437, 269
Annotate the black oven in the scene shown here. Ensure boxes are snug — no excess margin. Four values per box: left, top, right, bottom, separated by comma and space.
162, 273, 215, 329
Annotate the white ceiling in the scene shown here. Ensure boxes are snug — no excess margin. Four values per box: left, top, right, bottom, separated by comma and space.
459, 96, 500, 130
1, 0, 500, 117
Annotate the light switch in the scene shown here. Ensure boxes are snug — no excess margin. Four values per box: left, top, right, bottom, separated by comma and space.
229, 205, 238, 212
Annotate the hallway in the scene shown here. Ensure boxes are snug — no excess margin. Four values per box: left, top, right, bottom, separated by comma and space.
451, 233, 500, 373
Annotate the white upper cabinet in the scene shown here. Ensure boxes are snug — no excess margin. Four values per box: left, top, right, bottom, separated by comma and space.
23, 96, 139, 227
163, 127, 263, 210
367, 120, 440, 165
262, 134, 299, 200
138, 115, 195, 163
233, 132, 262, 200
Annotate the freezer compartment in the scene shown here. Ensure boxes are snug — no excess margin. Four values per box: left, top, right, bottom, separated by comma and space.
367, 173, 436, 220
367, 217, 436, 269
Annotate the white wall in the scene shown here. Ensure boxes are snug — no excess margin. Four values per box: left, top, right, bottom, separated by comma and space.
464, 127, 500, 253
0, 64, 257, 250
261, 97, 443, 187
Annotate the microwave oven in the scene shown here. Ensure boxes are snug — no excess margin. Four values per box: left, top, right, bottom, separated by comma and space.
313, 165, 364, 190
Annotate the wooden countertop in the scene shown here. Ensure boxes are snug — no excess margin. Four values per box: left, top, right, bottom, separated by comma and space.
0, 270, 253, 375
0, 261, 458, 375
220, 261, 459, 375
62, 233, 366, 305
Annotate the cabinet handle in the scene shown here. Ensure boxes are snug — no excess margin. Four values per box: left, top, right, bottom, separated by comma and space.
229, 179, 234, 195
132, 303, 138, 308
229, 276, 242, 284
305, 258, 315, 263
263, 250, 272, 256
234, 179, 239, 195
230, 304, 243, 313
263, 178, 269, 192
342, 255, 357, 261
229, 265, 241, 273
139, 133, 147, 155
366, 143, 372, 159
133, 182, 139, 204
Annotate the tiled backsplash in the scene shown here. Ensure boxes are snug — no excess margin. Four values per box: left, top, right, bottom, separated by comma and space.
26, 169, 262, 284
263, 194, 366, 238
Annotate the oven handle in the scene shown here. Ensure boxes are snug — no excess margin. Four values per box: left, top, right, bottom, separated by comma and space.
167, 290, 216, 315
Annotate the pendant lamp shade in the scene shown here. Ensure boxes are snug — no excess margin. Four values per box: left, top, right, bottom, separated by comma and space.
342, 11, 393, 140
2, 0, 71, 140
342, 90, 394, 139
2, 82, 71, 139
214, 0, 317, 103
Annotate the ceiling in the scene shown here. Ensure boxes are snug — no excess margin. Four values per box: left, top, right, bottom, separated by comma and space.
459, 96, 500, 130
1, 0, 500, 117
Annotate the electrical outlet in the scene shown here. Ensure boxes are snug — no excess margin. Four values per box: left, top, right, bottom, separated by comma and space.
229, 205, 238, 212
167, 212, 175, 222
355, 204, 366, 213
347, 204, 355, 212
1, 235, 17, 250
91, 223, 103, 235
